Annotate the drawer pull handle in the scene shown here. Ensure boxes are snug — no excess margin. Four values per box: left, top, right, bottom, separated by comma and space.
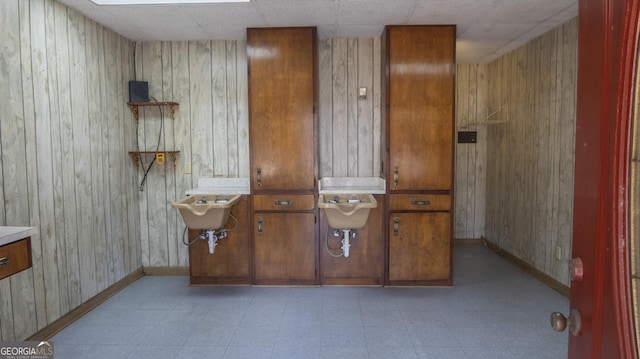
393, 217, 399, 236
257, 217, 263, 236
0, 257, 9, 268
393, 167, 399, 187
256, 168, 262, 187
411, 200, 431, 206
274, 200, 293, 206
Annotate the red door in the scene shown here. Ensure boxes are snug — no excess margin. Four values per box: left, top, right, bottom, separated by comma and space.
568, 0, 639, 357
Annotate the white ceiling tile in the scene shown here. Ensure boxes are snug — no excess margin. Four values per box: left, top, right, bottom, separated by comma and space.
337, 0, 416, 25
409, 0, 499, 24
180, 4, 266, 27
68, 4, 137, 30
55, 0, 579, 63
318, 25, 337, 38
101, 5, 193, 27
480, 0, 576, 23
459, 21, 537, 41
203, 26, 248, 40
257, 1, 338, 26
336, 24, 384, 38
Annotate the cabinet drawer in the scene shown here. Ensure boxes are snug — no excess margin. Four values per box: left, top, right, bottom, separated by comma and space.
253, 195, 315, 211
0, 238, 32, 280
389, 194, 451, 211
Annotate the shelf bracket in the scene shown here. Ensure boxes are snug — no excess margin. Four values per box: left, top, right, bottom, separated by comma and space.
168, 152, 178, 168
128, 104, 140, 123
128, 152, 142, 170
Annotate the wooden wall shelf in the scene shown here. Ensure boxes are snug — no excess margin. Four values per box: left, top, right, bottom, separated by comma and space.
127, 101, 179, 122
128, 151, 180, 169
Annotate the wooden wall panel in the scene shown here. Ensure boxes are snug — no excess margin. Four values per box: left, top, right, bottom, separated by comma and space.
0, 2, 576, 337
319, 38, 382, 178
455, 64, 488, 239
485, 18, 577, 286
0, 0, 139, 340
135, 40, 249, 267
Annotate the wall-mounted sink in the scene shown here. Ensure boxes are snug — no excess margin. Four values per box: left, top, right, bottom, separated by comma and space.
318, 194, 377, 230
172, 194, 241, 230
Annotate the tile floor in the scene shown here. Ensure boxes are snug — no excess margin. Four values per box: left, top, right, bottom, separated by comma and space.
51, 244, 569, 358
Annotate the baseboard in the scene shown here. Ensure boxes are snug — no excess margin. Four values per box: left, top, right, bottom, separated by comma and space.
454, 238, 484, 245
143, 266, 189, 276
483, 239, 570, 299
27, 267, 145, 341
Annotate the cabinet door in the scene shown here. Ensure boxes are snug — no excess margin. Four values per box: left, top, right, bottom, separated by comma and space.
253, 212, 317, 284
188, 196, 250, 284
388, 212, 450, 282
387, 26, 454, 191
248, 27, 317, 191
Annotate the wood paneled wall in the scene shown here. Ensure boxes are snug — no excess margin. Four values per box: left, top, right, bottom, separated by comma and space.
134, 40, 249, 268
455, 64, 488, 239
484, 18, 578, 286
0, 5, 576, 337
318, 38, 382, 178
0, 0, 139, 340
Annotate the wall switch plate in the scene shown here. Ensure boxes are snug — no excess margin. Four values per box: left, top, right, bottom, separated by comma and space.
184, 162, 191, 174
555, 246, 562, 260
358, 87, 367, 100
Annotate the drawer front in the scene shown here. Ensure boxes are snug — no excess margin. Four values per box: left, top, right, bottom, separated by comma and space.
389, 194, 451, 211
0, 238, 32, 280
253, 195, 315, 211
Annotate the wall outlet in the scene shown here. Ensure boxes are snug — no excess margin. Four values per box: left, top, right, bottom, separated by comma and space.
555, 246, 562, 260
184, 161, 192, 174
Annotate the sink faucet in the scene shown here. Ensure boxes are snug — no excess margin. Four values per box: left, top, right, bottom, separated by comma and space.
196, 197, 208, 204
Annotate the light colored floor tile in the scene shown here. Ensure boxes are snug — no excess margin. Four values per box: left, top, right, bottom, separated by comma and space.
49, 245, 569, 359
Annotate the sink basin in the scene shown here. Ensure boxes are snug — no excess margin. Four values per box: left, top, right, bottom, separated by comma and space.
318, 194, 377, 229
172, 194, 241, 230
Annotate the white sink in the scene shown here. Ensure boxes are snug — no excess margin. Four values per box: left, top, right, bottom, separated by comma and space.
318, 194, 377, 229
172, 194, 241, 230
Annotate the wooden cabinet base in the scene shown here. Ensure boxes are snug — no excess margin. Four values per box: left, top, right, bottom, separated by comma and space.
187, 196, 250, 285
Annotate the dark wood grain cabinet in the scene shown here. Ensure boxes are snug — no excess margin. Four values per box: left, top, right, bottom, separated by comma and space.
0, 238, 32, 280
188, 195, 250, 285
383, 25, 455, 285
247, 27, 317, 192
252, 196, 317, 285
248, 27, 319, 285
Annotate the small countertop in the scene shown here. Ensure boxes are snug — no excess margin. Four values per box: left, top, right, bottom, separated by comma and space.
185, 177, 250, 195
0, 227, 38, 247
318, 177, 386, 194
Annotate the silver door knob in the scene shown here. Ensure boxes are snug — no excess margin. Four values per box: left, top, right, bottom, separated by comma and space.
550, 309, 582, 336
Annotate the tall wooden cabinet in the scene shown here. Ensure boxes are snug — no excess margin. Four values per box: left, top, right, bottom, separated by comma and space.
383, 25, 456, 286
247, 27, 319, 285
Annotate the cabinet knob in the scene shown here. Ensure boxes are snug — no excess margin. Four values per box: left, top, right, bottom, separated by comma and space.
0, 257, 8, 268
411, 200, 431, 206
256, 168, 262, 187
393, 167, 399, 187
274, 200, 293, 206
257, 217, 263, 236
393, 217, 399, 236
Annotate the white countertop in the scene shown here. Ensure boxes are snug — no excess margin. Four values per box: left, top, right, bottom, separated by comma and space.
0, 226, 38, 247
318, 177, 386, 194
185, 177, 251, 195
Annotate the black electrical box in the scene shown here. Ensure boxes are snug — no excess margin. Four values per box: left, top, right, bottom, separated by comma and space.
457, 131, 477, 144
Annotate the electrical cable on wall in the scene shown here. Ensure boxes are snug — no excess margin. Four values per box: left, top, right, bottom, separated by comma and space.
137, 97, 164, 191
